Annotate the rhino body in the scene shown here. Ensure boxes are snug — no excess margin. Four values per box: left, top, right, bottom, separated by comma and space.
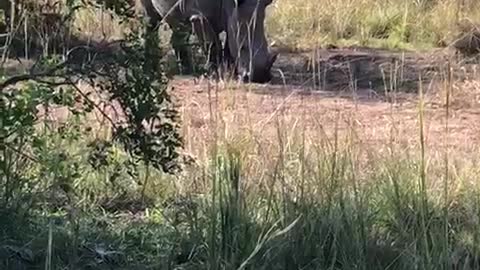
140, 0, 277, 83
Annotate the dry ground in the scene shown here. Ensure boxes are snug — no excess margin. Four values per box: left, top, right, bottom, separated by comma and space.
5, 46, 480, 158
171, 47, 480, 159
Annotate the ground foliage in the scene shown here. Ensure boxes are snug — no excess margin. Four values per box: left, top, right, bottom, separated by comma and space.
2, 1, 480, 270
1, 4, 184, 267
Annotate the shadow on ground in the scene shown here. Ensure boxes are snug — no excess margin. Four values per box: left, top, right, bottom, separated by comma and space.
2, 35, 479, 100
269, 45, 479, 95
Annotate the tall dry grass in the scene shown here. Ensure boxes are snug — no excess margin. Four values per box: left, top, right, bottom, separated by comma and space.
266, 0, 480, 49
168, 70, 480, 269
69, 0, 480, 50
4, 71, 480, 268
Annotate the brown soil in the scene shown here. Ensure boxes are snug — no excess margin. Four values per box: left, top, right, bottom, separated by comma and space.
4, 46, 480, 157
171, 47, 480, 157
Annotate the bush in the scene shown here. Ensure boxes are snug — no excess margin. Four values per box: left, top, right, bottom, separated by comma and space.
0, 3, 183, 264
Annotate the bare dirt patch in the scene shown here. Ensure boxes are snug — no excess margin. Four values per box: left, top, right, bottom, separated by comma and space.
3, 47, 480, 157
171, 47, 480, 158
173, 78, 480, 157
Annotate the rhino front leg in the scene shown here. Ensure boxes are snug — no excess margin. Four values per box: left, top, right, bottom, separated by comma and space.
170, 21, 194, 75
189, 15, 223, 78
222, 32, 236, 78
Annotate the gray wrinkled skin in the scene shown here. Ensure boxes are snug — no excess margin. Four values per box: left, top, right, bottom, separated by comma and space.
140, 0, 278, 83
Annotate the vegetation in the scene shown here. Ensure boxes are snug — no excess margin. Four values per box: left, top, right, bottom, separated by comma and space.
267, 0, 480, 50
1, 0, 480, 270
63, 0, 480, 51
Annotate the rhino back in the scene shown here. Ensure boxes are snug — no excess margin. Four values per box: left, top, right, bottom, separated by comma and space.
148, 0, 223, 28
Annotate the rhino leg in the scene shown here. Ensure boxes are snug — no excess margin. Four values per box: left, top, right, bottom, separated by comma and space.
141, 0, 193, 75
170, 21, 194, 75
222, 33, 236, 77
190, 15, 223, 78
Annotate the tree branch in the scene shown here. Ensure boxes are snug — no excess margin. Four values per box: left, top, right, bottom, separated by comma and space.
68, 79, 120, 132
0, 61, 68, 91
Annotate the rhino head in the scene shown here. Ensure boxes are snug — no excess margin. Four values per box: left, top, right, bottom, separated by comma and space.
226, 0, 278, 83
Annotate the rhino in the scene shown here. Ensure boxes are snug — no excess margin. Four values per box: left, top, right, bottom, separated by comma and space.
139, 0, 278, 83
